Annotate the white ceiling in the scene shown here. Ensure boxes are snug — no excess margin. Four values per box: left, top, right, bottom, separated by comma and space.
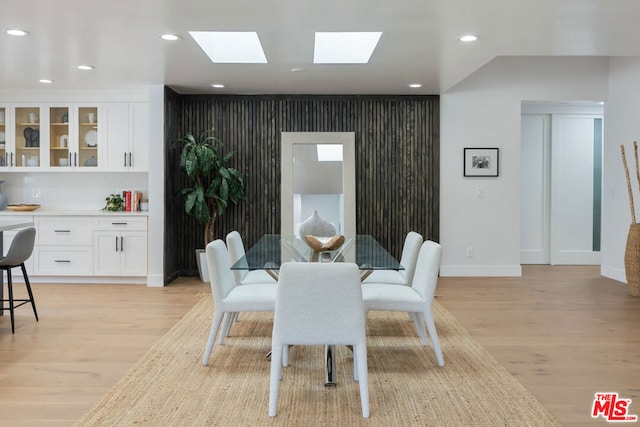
1, 0, 640, 95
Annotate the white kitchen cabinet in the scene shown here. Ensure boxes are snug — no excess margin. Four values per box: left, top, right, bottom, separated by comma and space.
35, 247, 94, 276
33, 217, 94, 276
4, 104, 45, 169
46, 104, 101, 170
93, 217, 147, 276
0, 103, 101, 171
21, 214, 149, 279
36, 217, 93, 245
104, 102, 148, 172
0, 104, 9, 168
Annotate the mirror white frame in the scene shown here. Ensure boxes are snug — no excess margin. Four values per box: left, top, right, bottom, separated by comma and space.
281, 132, 356, 237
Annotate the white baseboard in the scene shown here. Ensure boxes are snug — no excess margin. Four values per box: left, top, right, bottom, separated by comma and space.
146, 274, 165, 287
440, 264, 522, 277
21, 276, 147, 284
600, 265, 626, 284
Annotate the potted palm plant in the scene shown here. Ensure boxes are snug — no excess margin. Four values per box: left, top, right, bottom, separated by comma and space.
176, 130, 245, 281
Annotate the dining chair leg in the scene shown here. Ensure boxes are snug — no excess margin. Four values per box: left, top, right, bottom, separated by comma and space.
7, 269, 15, 334
424, 310, 444, 366
202, 310, 224, 366
268, 341, 283, 417
411, 312, 430, 345
219, 312, 233, 344
21, 264, 38, 321
354, 344, 370, 418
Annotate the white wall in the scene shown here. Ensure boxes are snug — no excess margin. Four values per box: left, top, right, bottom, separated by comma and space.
0, 172, 147, 209
146, 85, 164, 287
601, 58, 640, 283
440, 56, 609, 276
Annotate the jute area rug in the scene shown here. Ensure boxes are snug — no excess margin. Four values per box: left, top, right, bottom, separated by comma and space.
75, 296, 560, 426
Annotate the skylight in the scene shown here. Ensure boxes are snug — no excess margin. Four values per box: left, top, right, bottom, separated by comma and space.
313, 32, 382, 64
189, 31, 267, 63
317, 144, 343, 162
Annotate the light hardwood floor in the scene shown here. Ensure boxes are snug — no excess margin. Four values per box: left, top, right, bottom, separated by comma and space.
1, 266, 639, 426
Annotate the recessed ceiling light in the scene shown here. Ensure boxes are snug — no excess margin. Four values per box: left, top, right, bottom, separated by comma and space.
189, 31, 267, 63
211, 84, 225, 88
459, 34, 478, 42
160, 33, 181, 41
290, 68, 305, 73
39, 79, 53, 84
314, 32, 383, 64
408, 83, 422, 88
77, 65, 94, 70
5, 29, 29, 36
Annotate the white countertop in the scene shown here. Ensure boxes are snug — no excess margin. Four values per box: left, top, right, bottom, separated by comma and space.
0, 208, 149, 216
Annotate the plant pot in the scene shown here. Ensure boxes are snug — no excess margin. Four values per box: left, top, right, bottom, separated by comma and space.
196, 249, 210, 283
624, 223, 640, 297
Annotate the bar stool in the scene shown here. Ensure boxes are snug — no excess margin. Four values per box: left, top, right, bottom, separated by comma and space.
0, 227, 38, 333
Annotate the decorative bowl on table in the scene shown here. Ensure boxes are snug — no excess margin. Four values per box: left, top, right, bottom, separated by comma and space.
303, 234, 345, 252
6, 204, 41, 212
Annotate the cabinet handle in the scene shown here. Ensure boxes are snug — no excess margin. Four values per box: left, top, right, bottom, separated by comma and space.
68, 153, 72, 167
111, 222, 127, 225
128, 152, 132, 167
4, 153, 6, 167
54, 230, 71, 233
54, 260, 71, 263
123, 152, 127, 167
115, 236, 119, 252
10, 152, 14, 167
121, 236, 124, 251
74, 152, 78, 167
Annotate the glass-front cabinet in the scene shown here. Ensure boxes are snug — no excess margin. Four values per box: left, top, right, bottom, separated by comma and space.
0, 105, 6, 167
76, 105, 99, 169
50, 104, 100, 169
14, 105, 43, 168
0, 103, 100, 170
49, 106, 70, 168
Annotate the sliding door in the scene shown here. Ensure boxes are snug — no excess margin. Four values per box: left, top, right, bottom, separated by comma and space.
521, 113, 602, 265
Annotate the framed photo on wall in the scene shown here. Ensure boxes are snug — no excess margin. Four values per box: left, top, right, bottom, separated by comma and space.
464, 147, 499, 177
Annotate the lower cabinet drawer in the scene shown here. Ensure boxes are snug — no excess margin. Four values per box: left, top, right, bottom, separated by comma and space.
36, 219, 94, 245
34, 247, 93, 276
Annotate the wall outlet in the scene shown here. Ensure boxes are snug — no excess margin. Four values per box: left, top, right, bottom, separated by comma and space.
466, 246, 473, 257
32, 188, 41, 199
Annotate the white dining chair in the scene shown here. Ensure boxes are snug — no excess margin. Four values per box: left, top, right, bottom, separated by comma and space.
362, 240, 444, 367
202, 239, 277, 366
269, 262, 369, 418
363, 231, 423, 285
226, 231, 277, 285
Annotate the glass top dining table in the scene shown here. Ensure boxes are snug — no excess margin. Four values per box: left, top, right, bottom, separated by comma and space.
230, 233, 403, 385
231, 234, 404, 385
230, 234, 404, 273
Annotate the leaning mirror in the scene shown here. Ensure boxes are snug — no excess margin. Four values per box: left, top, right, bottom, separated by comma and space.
281, 132, 356, 240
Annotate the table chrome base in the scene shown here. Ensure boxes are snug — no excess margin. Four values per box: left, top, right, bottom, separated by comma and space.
324, 345, 337, 386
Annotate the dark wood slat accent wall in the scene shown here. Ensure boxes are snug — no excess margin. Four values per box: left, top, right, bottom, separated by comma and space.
164, 89, 439, 281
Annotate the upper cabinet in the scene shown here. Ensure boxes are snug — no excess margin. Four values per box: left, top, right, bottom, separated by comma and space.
48, 104, 101, 170
12, 104, 44, 168
104, 102, 148, 172
0, 104, 8, 167
74, 105, 101, 169
0, 100, 147, 172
